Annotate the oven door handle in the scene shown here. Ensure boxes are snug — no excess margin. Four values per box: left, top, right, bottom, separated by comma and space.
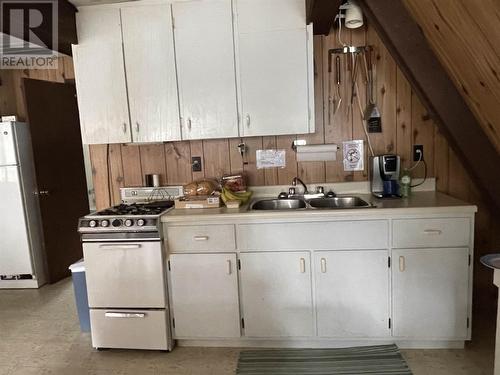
98, 244, 142, 249
105, 312, 146, 318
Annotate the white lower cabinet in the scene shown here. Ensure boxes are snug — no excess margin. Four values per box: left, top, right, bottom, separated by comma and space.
165, 213, 474, 347
314, 250, 390, 338
239, 251, 314, 337
392, 247, 470, 339
169, 253, 240, 338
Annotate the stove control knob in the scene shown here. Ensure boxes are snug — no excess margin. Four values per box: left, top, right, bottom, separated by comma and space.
89, 220, 97, 228
124, 219, 133, 227
112, 219, 122, 227
100, 220, 109, 227
137, 219, 145, 227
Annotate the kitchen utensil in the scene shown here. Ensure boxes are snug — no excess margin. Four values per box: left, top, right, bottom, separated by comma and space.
364, 50, 382, 132
328, 52, 333, 124
335, 56, 342, 115
350, 52, 359, 107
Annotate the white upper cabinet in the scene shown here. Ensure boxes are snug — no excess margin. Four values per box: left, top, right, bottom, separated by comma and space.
73, 8, 131, 144
172, 0, 239, 139
73, 0, 312, 143
234, 0, 314, 137
121, 5, 181, 142
236, 0, 306, 33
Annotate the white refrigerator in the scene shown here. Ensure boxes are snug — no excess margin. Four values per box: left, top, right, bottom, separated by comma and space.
0, 121, 47, 288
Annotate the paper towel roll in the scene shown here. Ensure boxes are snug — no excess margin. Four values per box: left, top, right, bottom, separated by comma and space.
296, 144, 338, 161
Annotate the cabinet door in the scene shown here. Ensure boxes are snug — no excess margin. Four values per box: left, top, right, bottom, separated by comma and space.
240, 252, 313, 337
314, 250, 390, 338
392, 248, 469, 339
235, 0, 306, 33
169, 253, 240, 338
172, 0, 239, 140
121, 5, 181, 143
235, 1, 313, 136
73, 8, 131, 144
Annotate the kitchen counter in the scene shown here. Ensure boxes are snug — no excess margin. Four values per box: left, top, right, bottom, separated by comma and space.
161, 191, 477, 223
163, 188, 476, 349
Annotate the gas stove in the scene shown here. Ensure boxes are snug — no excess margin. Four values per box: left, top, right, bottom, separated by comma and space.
78, 200, 174, 239
78, 190, 178, 351
96, 201, 173, 216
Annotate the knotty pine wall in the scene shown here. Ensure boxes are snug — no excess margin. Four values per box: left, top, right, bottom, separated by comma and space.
1, 24, 498, 312
404, 0, 500, 154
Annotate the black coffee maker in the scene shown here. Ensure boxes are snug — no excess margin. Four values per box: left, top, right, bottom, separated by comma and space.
370, 155, 401, 198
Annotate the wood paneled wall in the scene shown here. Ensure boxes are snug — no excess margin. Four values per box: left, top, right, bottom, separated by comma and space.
0, 22, 498, 312
404, 0, 500, 155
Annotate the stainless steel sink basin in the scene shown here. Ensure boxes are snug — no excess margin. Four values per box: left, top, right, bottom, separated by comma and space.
251, 199, 307, 210
308, 196, 371, 209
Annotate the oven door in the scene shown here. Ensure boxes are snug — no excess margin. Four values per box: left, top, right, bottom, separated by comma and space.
83, 241, 166, 308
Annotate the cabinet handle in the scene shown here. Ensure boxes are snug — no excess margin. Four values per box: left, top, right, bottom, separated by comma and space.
122, 122, 127, 133
300, 258, 306, 273
99, 244, 141, 249
227, 260, 232, 275
320, 258, 327, 273
423, 229, 442, 235
245, 114, 251, 127
399, 256, 406, 272
193, 235, 209, 241
105, 312, 145, 319
187, 118, 192, 130
135, 122, 140, 132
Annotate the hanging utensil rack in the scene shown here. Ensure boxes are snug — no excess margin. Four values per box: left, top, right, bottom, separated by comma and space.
327, 45, 372, 71
326, 45, 376, 157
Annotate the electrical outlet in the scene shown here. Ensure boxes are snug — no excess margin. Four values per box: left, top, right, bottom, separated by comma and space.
413, 145, 424, 161
191, 156, 202, 172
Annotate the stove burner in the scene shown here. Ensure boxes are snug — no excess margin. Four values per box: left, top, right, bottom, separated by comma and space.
96, 201, 174, 216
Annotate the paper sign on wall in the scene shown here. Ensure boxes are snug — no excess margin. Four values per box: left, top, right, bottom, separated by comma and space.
256, 149, 286, 169
343, 140, 364, 171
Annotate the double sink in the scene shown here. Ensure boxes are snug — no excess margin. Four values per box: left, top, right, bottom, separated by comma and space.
251, 196, 373, 211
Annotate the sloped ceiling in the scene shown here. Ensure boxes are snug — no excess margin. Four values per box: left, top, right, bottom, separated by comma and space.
403, 0, 500, 154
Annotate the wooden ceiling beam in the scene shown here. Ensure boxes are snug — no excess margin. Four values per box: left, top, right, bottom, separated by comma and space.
357, 0, 500, 210
306, 0, 341, 35
0, 0, 77, 56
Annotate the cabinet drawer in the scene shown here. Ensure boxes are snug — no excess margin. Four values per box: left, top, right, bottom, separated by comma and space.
90, 309, 169, 350
237, 220, 388, 250
167, 224, 236, 252
392, 218, 470, 248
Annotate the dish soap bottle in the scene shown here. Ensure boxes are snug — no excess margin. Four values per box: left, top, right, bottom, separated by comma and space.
400, 169, 411, 198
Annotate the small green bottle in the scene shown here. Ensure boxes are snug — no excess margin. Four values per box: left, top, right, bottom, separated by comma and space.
400, 169, 411, 198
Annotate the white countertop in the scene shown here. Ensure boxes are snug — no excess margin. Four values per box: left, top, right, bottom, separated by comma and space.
161, 191, 477, 223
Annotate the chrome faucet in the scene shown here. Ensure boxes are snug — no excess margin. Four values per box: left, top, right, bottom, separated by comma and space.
278, 177, 326, 200
291, 177, 308, 194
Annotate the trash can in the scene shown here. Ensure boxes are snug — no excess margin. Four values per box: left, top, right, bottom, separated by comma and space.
69, 260, 90, 332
